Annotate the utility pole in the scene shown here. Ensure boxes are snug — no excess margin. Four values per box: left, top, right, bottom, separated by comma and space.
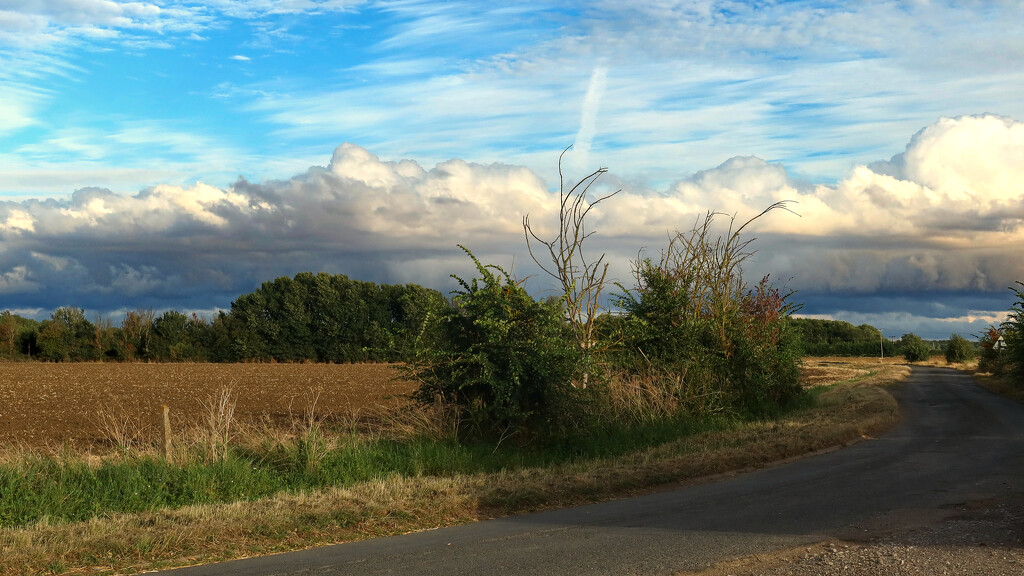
880, 329, 884, 363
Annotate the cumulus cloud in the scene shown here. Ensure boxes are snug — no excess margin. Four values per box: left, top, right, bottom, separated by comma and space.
0, 115, 1021, 339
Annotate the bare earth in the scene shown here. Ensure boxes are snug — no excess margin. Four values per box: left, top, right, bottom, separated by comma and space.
0, 362, 413, 448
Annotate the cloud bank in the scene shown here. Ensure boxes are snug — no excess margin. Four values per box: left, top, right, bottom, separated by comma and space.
1, 115, 1022, 338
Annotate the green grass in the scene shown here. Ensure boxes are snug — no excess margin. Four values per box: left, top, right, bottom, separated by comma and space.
0, 412, 743, 530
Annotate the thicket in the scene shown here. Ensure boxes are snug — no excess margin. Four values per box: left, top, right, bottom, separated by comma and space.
605, 207, 803, 418
978, 326, 1008, 374
409, 248, 585, 440
944, 334, 975, 364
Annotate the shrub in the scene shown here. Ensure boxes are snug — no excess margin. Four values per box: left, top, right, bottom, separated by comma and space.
899, 333, 931, 362
944, 334, 975, 364
409, 247, 584, 441
608, 206, 803, 417
977, 326, 1008, 374
1006, 282, 1024, 385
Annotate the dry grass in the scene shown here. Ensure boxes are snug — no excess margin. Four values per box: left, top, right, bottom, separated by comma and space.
0, 357, 910, 576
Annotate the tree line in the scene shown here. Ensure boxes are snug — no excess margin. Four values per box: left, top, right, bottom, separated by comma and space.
787, 318, 896, 357
0, 272, 447, 363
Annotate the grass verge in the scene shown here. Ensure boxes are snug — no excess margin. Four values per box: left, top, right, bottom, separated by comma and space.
0, 358, 908, 576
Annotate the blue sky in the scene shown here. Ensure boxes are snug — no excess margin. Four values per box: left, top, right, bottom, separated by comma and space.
1, 0, 1023, 340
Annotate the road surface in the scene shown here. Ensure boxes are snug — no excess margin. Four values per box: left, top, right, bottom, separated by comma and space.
160, 367, 1024, 575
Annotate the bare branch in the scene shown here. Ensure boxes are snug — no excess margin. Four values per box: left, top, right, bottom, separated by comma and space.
523, 148, 620, 352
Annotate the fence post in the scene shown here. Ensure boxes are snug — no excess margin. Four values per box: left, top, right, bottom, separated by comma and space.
162, 404, 173, 462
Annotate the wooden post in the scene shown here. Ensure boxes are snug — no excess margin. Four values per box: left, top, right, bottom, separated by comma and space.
162, 404, 173, 462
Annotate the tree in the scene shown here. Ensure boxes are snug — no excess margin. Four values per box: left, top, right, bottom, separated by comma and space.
899, 333, 931, 362
523, 148, 619, 355
977, 325, 1006, 374
36, 307, 97, 361
151, 310, 207, 361
0, 311, 18, 357
788, 318, 893, 357
944, 334, 975, 364
119, 309, 155, 361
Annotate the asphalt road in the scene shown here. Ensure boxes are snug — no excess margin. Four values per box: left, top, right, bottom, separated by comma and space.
160, 367, 1024, 576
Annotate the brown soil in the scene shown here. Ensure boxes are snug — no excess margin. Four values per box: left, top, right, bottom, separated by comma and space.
0, 362, 414, 448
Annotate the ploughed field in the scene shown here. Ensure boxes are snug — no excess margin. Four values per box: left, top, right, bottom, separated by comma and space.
0, 363, 414, 449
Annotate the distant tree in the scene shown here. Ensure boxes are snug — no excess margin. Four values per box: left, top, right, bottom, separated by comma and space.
899, 333, 931, 362
788, 317, 893, 357
36, 307, 97, 361
92, 315, 121, 360
118, 309, 155, 361
151, 310, 207, 361
944, 334, 975, 364
0, 311, 17, 357
228, 272, 446, 363
205, 312, 242, 363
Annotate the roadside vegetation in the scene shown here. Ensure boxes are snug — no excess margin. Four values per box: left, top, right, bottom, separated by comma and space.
970, 282, 1024, 400
0, 358, 907, 575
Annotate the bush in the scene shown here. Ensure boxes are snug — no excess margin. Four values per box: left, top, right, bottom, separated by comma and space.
1006, 282, 1024, 385
608, 207, 804, 418
409, 247, 585, 441
899, 333, 931, 362
944, 334, 975, 364
977, 326, 1008, 374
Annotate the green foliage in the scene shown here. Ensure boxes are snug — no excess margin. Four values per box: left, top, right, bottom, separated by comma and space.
899, 333, 932, 362
35, 307, 98, 362
608, 210, 804, 418
788, 318, 894, 357
409, 247, 584, 440
0, 410, 740, 530
0, 312, 39, 359
977, 325, 1007, 374
1005, 282, 1024, 384
944, 334, 975, 364
118, 309, 155, 361
228, 272, 447, 363
151, 311, 209, 361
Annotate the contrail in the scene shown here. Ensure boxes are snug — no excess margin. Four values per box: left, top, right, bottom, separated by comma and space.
573, 66, 608, 170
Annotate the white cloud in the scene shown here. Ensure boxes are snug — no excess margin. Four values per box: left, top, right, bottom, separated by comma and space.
201, 0, 363, 19
0, 265, 36, 293
0, 209, 35, 233
0, 0, 208, 48
0, 116, 1021, 337
230, 54, 251, 61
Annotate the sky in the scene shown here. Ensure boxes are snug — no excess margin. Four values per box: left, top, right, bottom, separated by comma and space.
1, 0, 1023, 340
